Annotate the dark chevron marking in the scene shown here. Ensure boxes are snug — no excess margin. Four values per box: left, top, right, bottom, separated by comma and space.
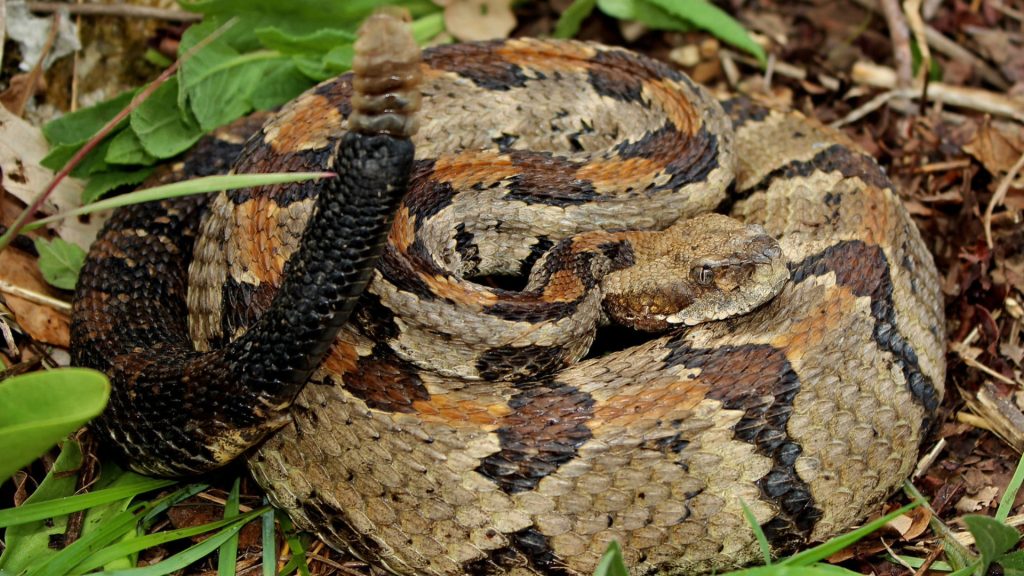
789, 240, 940, 419
476, 380, 595, 494
665, 341, 820, 547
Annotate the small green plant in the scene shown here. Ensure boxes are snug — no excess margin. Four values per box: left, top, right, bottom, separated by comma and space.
0, 368, 109, 482
555, 0, 766, 65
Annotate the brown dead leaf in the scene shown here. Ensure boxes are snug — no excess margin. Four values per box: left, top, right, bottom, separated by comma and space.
435, 0, 516, 42
968, 26, 1024, 84
0, 104, 103, 250
0, 247, 70, 347
889, 506, 932, 540
955, 484, 1000, 513
963, 119, 1024, 188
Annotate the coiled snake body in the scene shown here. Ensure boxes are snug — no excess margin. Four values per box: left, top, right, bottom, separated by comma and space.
72, 14, 945, 576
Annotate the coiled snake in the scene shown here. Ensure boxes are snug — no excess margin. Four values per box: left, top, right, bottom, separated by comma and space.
72, 12, 946, 576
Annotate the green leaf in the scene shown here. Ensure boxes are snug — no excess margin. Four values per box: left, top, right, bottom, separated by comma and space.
596, 0, 636, 20
999, 550, 1024, 572
642, 0, 765, 64
261, 503, 275, 576
180, 0, 440, 36
81, 168, 155, 205
34, 237, 87, 290
555, 0, 598, 38
254, 27, 356, 55
179, 20, 291, 131
43, 90, 136, 146
0, 440, 82, 573
963, 515, 1021, 574
0, 369, 109, 482
294, 45, 355, 81
593, 540, 629, 576
131, 76, 204, 158
105, 129, 157, 166
249, 63, 311, 109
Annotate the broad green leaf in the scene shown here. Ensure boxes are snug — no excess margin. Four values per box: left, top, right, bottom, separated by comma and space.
179, 19, 290, 131
255, 27, 356, 55
0, 441, 82, 573
105, 129, 156, 166
131, 77, 204, 158
643, 0, 765, 64
596, 0, 636, 20
34, 237, 86, 290
249, 63, 311, 109
594, 540, 629, 576
81, 168, 155, 205
999, 550, 1024, 573
294, 45, 355, 81
0, 368, 109, 482
42, 90, 136, 146
180, 0, 440, 36
963, 515, 1021, 574
42, 136, 118, 178
554, 0, 598, 38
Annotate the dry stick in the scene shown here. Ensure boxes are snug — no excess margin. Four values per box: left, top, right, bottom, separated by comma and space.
924, 25, 1009, 90
851, 61, 1024, 122
26, 1, 202, 22
0, 18, 237, 254
902, 0, 931, 115
0, 279, 72, 312
983, 149, 1024, 249
12, 12, 60, 117
879, 0, 914, 89
851, 0, 1010, 90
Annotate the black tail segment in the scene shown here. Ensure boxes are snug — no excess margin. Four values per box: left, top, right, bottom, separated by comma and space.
72, 11, 420, 477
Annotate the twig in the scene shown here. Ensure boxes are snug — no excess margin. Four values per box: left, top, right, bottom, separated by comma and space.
831, 89, 901, 128
851, 0, 1010, 90
0, 0, 7, 66
0, 279, 72, 312
879, 0, 914, 89
913, 437, 946, 479
0, 18, 237, 253
924, 25, 1009, 90
902, 0, 931, 114
984, 149, 1024, 249
851, 61, 1024, 123
26, 1, 201, 22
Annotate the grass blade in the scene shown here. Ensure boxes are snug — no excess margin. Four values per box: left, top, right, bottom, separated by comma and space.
996, 451, 1024, 522
779, 501, 921, 566
0, 477, 175, 528
217, 478, 243, 576
262, 503, 276, 576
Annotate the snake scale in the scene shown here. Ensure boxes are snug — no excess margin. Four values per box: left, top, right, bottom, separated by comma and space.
71, 11, 946, 576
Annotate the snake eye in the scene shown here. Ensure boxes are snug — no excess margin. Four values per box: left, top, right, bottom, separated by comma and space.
692, 265, 715, 286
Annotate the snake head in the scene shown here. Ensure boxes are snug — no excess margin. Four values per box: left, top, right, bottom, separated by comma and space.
602, 213, 789, 331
